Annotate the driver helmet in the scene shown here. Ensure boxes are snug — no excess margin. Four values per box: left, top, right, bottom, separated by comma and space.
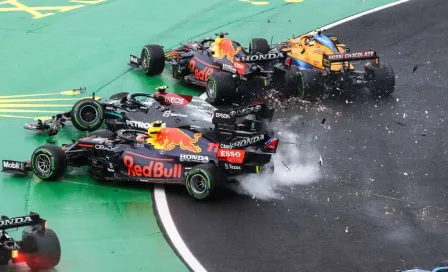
146, 121, 166, 144
211, 37, 223, 52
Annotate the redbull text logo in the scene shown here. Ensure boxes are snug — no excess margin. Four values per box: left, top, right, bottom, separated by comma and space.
189, 59, 215, 81
123, 155, 183, 179
147, 128, 202, 153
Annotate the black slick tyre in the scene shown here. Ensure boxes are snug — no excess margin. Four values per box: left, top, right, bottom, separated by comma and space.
285, 66, 324, 101
141, 44, 165, 76
249, 38, 270, 54
206, 73, 238, 105
21, 227, 61, 270
185, 164, 226, 200
71, 98, 105, 132
365, 62, 395, 97
31, 145, 67, 180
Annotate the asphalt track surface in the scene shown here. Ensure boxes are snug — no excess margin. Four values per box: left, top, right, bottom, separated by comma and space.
163, 0, 448, 271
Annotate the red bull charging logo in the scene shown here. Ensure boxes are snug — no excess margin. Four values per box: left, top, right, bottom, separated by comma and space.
214, 38, 243, 62
147, 127, 202, 153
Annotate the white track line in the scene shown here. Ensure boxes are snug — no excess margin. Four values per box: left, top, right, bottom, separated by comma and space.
153, 1, 412, 271
154, 184, 208, 272
321, 0, 411, 30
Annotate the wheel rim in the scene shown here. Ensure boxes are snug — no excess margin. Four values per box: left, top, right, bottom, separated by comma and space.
35, 154, 51, 176
206, 80, 216, 99
189, 173, 208, 195
79, 105, 99, 124
142, 50, 149, 70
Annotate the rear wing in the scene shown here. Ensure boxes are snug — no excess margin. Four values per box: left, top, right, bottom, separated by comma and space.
322, 51, 379, 68
212, 102, 274, 126
0, 212, 46, 231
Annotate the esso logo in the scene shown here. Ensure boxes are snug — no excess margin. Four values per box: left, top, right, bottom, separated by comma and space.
164, 96, 185, 105
233, 62, 245, 70
219, 150, 242, 158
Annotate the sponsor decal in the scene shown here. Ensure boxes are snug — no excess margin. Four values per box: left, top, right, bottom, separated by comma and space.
3, 160, 25, 170
156, 93, 192, 106
327, 51, 375, 61
189, 59, 214, 81
180, 154, 209, 163
217, 148, 245, 164
218, 149, 244, 158
232, 61, 246, 75
130, 55, 139, 63
229, 104, 262, 117
233, 61, 245, 70
162, 111, 188, 118
126, 120, 151, 129
95, 144, 112, 150
236, 52, 284, 62
147, 128, 202, 153
222, 134, 265, 148
123, 155, 182, 178
222, 63, 237, 73
107, 163, 115, 172
0, 216, 32, 227
134, 143, 144, 148
224, 163, 242, 170
164, 96, 185, 105
214, 112, 231, 119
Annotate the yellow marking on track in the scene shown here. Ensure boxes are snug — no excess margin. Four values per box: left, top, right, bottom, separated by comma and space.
0, 0, 105, 19
0, 90, 98, 120
32, 5, 84, 12
0, 109, 60, 113
70, 0, 106, 3
33, 116, 52, 121
60, 90, 82, 95
0, 90, 83, 99
0, 114, 35, 119
0, 97, 100, 103
0, 0, 54, 18
0, 104, 73, 108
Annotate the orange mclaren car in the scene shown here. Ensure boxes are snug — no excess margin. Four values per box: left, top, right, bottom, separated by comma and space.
277, 29, 396, 100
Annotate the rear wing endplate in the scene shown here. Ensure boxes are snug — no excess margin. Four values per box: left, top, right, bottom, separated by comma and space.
322, 51, 378, 68
0, 212, 46, 231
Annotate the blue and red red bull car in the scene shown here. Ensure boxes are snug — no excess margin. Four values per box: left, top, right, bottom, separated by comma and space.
3, 105, 280, 200
129, 32, 294, 106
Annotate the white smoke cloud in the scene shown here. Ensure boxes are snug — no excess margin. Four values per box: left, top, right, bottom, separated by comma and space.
232, 119, 322, 200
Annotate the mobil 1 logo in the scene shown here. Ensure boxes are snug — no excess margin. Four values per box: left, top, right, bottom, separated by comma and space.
2, 160, 25, 172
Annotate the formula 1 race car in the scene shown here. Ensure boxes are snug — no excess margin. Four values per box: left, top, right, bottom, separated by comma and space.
129, 32, 290, 105
398, 260, 448, 272
276, 29, 395, 100
24, 86, 275, 137
0, 212, 61, 271
5, 112, 279, 200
